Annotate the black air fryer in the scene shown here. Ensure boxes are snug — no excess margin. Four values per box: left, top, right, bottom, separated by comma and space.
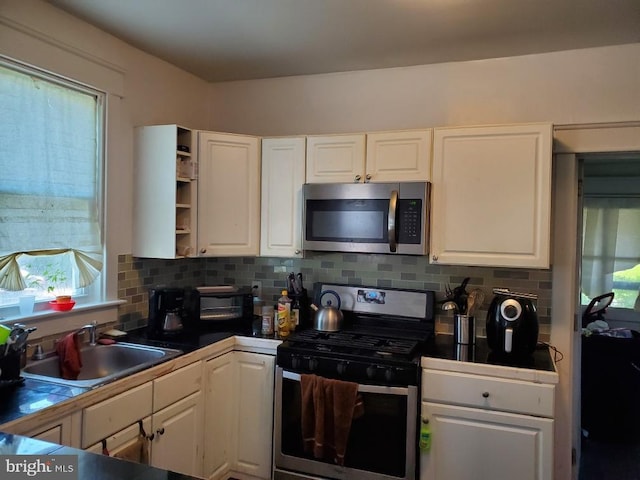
486, 288, 539, 357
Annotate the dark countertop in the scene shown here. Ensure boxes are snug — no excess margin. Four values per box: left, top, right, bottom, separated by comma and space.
0, 432, 198, 479
0, 378, 88, 426
0, 325, 254, 480
425, 333, 557, 372
0, 328, 555, 428
0, 325, 555, 479
0, 323, 270, 427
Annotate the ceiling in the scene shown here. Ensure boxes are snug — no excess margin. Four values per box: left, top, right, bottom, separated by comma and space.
47, 0, 640, 83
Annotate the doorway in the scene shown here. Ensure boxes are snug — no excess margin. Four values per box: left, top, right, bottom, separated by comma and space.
577, 153, 640, 480
550, 123, 640, 480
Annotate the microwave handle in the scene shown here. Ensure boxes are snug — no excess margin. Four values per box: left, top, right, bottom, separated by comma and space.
388, 190, 398, 252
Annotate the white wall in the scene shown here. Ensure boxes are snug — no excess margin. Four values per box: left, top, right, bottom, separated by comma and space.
208, 43, 640, 136
0, 0, 211, 306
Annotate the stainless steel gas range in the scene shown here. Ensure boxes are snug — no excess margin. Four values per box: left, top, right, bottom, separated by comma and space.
274, 284, 435, 480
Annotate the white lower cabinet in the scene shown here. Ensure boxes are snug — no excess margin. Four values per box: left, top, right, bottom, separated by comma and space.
86, 417, 152, 459
204, 351, 275, 480
11, 345, 275, 479
234, 351, 276, 479
420, 402, 553, 480
420, 368, 555, 480
151, 391, 204, 477
81, 362, 204, 478
204, 352, 235, 478
82, 382, 154, 448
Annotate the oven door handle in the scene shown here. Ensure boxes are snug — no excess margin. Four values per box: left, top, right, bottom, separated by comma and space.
282, 369, 411, 396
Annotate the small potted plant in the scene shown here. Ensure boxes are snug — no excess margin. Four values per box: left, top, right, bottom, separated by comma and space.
23, 261, 75, 311
41, 265, 74, 311
41, 266, 70, 302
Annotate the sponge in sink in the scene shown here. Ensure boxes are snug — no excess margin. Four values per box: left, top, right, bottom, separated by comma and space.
101, 329, 128, 339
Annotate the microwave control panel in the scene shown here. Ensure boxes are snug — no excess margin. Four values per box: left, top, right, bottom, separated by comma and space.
397, 199, 422, 244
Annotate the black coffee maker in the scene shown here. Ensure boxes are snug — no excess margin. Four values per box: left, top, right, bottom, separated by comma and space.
486, 288, 539, 357
148, 287, 187, 335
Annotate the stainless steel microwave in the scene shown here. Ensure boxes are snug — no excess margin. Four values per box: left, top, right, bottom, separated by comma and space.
302, 182, 430, 255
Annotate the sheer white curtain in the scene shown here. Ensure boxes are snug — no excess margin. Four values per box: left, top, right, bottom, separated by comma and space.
582, 196, 640, 299
0, 61, 103, 291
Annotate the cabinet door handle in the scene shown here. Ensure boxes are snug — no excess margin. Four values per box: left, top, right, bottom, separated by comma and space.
365, 174, 372, 182
432, 255, 438, 262
294, 250, 301, 255
482, 392, 490, 398
156, 427, 165, 436
200, 248, 206, 254
354, 175, 362, 183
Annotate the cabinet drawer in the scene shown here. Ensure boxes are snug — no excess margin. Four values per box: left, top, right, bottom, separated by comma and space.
82, 382, 153, 448
154, 361, 202, 411
422, 369, 555, 417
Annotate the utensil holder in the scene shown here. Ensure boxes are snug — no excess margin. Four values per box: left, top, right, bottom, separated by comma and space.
454, 343, 475, 362
454, 314, 475, 345
0, 350, 21, 381
287, 289, 311, 329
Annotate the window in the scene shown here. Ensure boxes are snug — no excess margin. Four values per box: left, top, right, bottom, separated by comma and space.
581, 155, 640, 314
0, 57, 105, 311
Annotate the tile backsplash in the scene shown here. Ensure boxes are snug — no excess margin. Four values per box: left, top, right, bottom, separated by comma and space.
117, 253, 552, 340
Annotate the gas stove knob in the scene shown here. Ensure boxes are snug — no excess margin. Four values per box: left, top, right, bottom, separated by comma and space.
291, 356, 301, 370
366, 365, 377, 379
308, 358, 319, 371
336, 361, 348, 376
384, 368, 396, 382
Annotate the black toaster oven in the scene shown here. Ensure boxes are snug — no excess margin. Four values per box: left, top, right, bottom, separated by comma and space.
184, 285, 254, 330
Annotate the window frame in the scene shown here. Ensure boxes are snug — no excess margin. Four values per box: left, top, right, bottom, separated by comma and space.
0, 56, 106, 317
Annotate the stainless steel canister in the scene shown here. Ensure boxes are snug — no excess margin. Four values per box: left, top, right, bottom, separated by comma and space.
454, 314, 475, 345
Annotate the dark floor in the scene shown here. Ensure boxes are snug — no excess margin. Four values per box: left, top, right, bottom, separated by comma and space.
580, 435, 640, 480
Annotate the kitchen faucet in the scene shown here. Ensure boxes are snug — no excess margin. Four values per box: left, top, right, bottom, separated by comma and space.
77, 321, 97, 346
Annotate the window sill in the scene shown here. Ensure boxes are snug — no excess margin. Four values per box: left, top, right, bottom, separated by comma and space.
0, 300, 126, 339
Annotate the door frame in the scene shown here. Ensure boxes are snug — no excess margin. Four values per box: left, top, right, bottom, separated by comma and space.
551, 121, 640, 480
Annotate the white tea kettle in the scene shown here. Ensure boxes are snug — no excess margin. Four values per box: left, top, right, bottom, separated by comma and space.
312, 290, 344, 332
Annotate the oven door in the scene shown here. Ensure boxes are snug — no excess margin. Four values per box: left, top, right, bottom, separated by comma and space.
274, 368, 418, 480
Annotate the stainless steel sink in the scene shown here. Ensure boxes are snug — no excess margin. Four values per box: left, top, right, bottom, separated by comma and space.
22, 342, 183, 389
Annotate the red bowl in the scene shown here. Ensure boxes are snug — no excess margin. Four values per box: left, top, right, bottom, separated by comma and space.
49, 300, 75, 312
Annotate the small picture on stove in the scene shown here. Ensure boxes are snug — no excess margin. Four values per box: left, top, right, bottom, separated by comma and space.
357, 289, 386, 304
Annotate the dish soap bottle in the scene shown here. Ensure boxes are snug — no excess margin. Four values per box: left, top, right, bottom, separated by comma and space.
277, 290, 291, 338
419, 418, 431, 451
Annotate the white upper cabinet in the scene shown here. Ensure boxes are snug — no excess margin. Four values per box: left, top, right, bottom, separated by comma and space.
366, 129, 432, 182
197, 131, 261, 257
133, 125, 197, 259
306, 134, 366, 183
261, 137, 306, 257
306, 130, 432, 184
430, 123, 553, 268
